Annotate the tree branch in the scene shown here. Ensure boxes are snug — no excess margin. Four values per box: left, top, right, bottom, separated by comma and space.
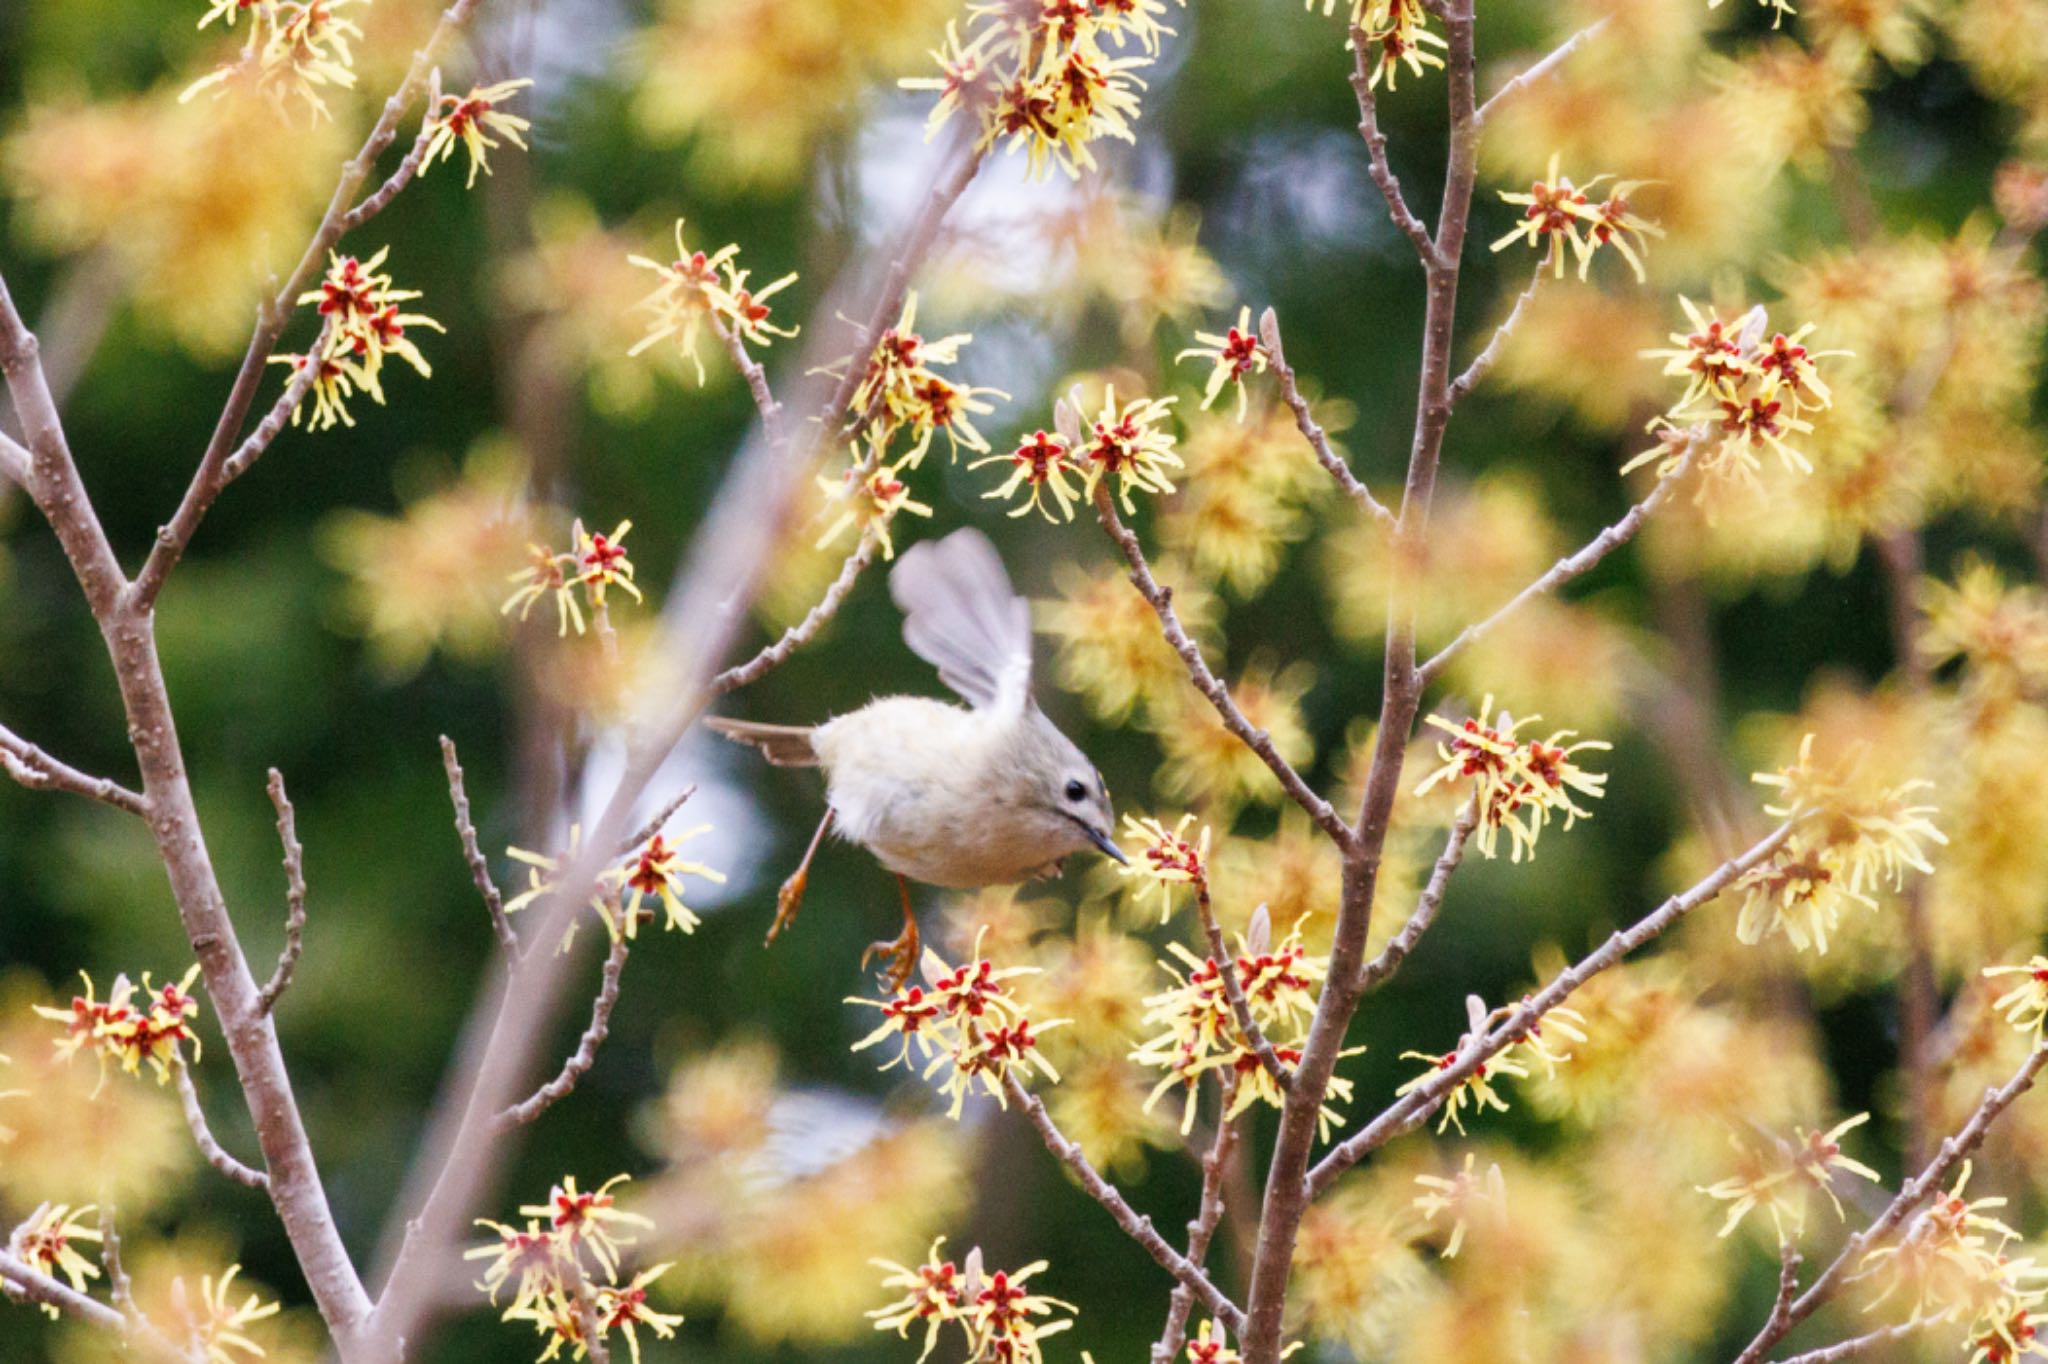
0, 1250, 130, 1332
1773, 1322, 1927, 1364
129, 0, 488, 612
440, 736, 520, 958
495, 927, 631, 1128
256, 768, 308, 1014
1417, 435, 1699, 684
1472, 18, 1610, 130
1093, 483, 1352, 847
711, 313, 786, 453
1004, 1075, 1246, 1332
1447, 260, 1543, 406
0, 722, 147, 816
1259, 310, 1395, 528
711, 530, 879, 696
1153, 1113, 1239, 1364
1348, 48, 1439, 264
337, 69, 443, 234
1730, 1043, 2048, 1364
175, 1063, 272, 1192
0, 430, 26, 489
1357, 802, 1475, 993
1195, 885, 1292, 1091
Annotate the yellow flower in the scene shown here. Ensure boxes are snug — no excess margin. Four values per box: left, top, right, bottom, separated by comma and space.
33, 966, 204, 1085
615, 830, 725, 935
1396, 1043, 1529, 1135
504, 543, 585, 637
815, 455, 933, 561
627, 219, 741, 384
594, 1263, 685, 1364
1411, 1153, 1507, 1259
1176, 306, 1270, 419
1491, 153, 1606, 279
1080, 385, 1182, 513
1696, 1113, 1879, 1243
7, 1204, 102, 1316
846, 292, 999, 460
971, 430, 1085, 523
181, 0, 367, 121
466, 1219, 568, 1318
1982, 958, 2048, 1037
572, 519, 644, 613
869, 1237, 967, 1362
518, 1174, 653, 1281
1357, 0, 1448, 90
182, 1265, 283, 1364
420, 77, 534, 189
1115, 813, 1211, 922
297, 246, 444, 392
1412, 696, 1610, 862
964, 1258, 1077, 1364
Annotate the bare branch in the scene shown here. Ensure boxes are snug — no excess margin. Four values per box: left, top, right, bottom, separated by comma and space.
1730, 1043, 2048, 1364
1448, 261, 1543, 406
1004, 1076, 1246, 1333
0, 722, 147, 816
1093, 484, 1353, 848
1348, 48, 1439, 264
338, 68, 443, 233
174, 1063, 271, 1192
711, 530, 880, 695
1473, 18, 1610, 130
1196, 885, 1292, 1091
616, 784, 700, 857
1774, 1322, 1927, 1364
0, 1250, 130, 1332
1259, 310, 1396, 528
256, 769, 308, 1015
216, 316, 337, 488
1357, 802, 1476, 993
496, 928, 631, 1128
712, 314, 786, 453
0, 431, 26, 489
440, 736, 520, 958
1308, 819, 1796, 1196
1153, 1113, 1239, 1364
1417, 435, 1700, 684
96, 1206, 138, 1321
130, 0, 487, 612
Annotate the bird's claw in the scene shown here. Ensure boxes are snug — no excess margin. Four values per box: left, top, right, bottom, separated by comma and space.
766, 867, 807, 947
861, 921, 921, 993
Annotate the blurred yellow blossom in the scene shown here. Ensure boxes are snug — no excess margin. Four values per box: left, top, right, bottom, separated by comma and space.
1040, 556, 1220, 722
1150, 659, 1314, 813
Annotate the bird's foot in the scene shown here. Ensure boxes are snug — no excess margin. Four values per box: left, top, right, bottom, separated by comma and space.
861, 918, 922, 994
765, 867, 807, 947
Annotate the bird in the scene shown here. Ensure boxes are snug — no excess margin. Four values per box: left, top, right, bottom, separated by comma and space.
707, 527, 1127, 989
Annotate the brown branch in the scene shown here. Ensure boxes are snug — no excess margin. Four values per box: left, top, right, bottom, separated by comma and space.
0, 431, 25, 488
1447, 260, 1543, 406
1195, 885, 1291, 1091
1472, 18, 1610, 130
1308, 819, 1796, 1197
175, 1063, 272, 1192
95, 1207, 139, 1324
0, 722, 147, 816
1730, 1043, 2048, 1364
1348, 49, 1439, 264
1774, 1322, 1926, 1364
1153, 1112, 1239, 1364
338, 69, 444, 233
440, 736, 519, 958
1258, 310, 1395, 527
216, 316, 337, 488
1093, 484, 1352, 847
616, 784, 700, 858
711, 530, 879, 695
129, 0, 487, 612
0, 1250, 129, 1332
1417, 435, 1700, 684
1004, 1075, 1246, 1333
711, 314, 786, 453
495, 927, 631, 1128
256, 769, 308, 1015
1357, 802, 1475, 993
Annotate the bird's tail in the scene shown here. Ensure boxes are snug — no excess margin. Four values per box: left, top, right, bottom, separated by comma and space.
704, 717, 820, 768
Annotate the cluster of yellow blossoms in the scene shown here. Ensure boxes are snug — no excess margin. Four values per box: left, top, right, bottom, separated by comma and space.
1631, 297, 1846, 498
972, 384, 1181, 521
1490, 153, 1662, 282
1862, 1163, 2048, 1364
1394, 1000, 1587, 1134
902, 0, 1184, 181
184, 0, 364, 120
1305, 0, 1447, 90
850, 932, 1066, 1120
469, 1174, 682, 1364
502, 519, 646, 639
1413, 695, 1611, 862
628, 219, 799, 386
33, 966, 203, 1085
1733, 734, 1945, 954
1696, 1112, 1879, 1243
870, 1240, 1075, 1364
503, 824, 725, 947
276, 247, 441, 432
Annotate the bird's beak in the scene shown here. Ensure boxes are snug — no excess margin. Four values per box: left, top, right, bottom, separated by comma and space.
1087, 825, 1129, 865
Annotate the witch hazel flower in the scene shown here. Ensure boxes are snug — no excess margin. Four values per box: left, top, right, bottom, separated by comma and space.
1411, 1153, 1508, 1258
615, 830, 725, 935
1177, 305, 1270, 419
1413, 695, 1610, 862
1081, 384, 1182, 513
844, 292, 1002, 461
1982, 957, 2048, 1037
35, 965, 204, 1085
971, 430, 1084, 523
501, 517, 647, 639
1697, 1113, 1881, 1243
420, 75, 535, 189
1116, 812, 1212, 922
7, 1203, 102, 1315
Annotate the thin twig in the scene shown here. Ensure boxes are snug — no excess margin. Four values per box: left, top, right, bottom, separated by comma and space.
174, 1063, 271, 1191
1774, 1321, 1926, 1364
1153, 1112, 1239, 1364
1258, 310, 1395, 528
1004, 1076, 1246, 1332
496, 928, 631, 1128
217, 316, 338, 486
256, 769, 308, 1014
441, 736, 520, 958
711, 314, 786, 453
1730, 1043, 2048, 1364
1472, 18, 1610, 129
0, 722, 147, 816
96, 1205, 137, 1320
1448, 261, 1543, 406
1348, 48, 1438, 264
615, 785, 699, 858
1357, 802, 1476, 993
1093, 484, 1352, 848
711, 530, 880, 695
1417, 434, 1701, 684
1195, 884, 1291, 1091
0, 1250, 130, 1331
1308, 819, 1796, 1196
338, 69, 443, 233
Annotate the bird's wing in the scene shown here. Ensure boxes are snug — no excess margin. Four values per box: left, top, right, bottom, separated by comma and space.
704, 717, 821, 767
889, 528, 1033, 714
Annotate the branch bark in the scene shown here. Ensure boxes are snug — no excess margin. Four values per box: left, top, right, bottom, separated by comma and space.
1153, 1113, 1239, 1364
0, 721, 147, 816
1259, 310, 1395, 527
256, 768, 308, 1014
1472, 18, 1610, 130
440, 736, 520, 958
495, 928, 631, 1128
1356, 802, 1475, 993
175, 1063, 273, 1192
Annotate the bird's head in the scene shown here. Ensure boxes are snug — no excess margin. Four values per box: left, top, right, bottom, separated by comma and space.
1016, 713, 1125, 866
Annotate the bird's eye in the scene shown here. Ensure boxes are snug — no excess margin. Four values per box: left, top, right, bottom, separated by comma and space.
1064, 779, 1087, 802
